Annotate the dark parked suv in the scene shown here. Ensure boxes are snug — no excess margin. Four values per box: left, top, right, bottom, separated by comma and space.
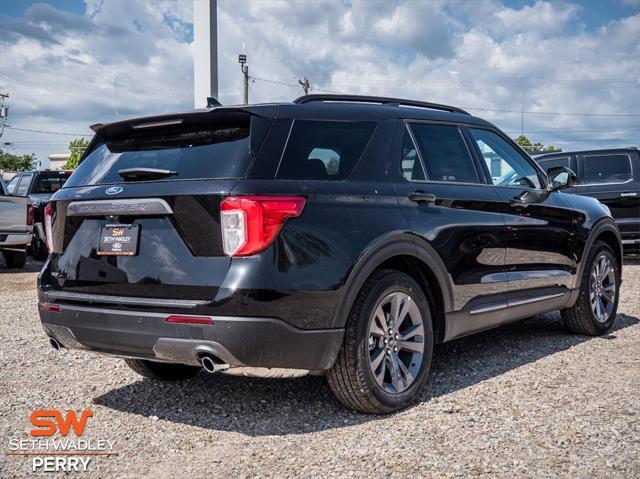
38, 95, 623, 413
534, 148, 640, 253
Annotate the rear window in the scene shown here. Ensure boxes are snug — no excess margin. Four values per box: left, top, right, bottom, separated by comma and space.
65, 119, 251, 187
582, 154, 632, 184
276, 120, 376, 180
33, 172, 70, 194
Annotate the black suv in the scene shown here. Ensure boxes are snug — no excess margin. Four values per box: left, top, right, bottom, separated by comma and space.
38, 95, 623, 413
534, 148, 640, 253
7, 169, 73, 259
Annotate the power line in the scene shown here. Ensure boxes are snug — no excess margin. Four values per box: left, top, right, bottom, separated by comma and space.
465, 107, 640, 117
3, 125, 92, 137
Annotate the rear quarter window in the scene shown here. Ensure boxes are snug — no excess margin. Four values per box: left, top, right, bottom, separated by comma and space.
276, 120, 376, 180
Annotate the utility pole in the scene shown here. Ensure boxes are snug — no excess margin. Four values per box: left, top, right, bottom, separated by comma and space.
194, 0, 218, 108
298, 77, 311, 95
0, 92, 8, 140
239, 53, 249, 105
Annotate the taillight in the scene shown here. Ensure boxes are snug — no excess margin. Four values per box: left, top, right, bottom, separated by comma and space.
220, 196, 306, 256
26, 204, 34, 226
44, 202, 54, 253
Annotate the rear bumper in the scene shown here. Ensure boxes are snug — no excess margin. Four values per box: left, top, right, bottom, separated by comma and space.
0, 232, 32, 248
39, 302, 344, 371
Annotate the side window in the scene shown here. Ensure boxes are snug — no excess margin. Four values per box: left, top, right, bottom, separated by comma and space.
408, 123, 479, 183
400, 129, 425, 181
6, 176, 20, 195
537, 157, 570, 172
276, 120, 376, 180
15, 173, 33, 196
470, 128, 542, 189
582, 154, 632, 184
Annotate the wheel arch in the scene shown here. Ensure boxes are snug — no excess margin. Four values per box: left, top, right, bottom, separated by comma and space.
332, 232, 453, 343
569, 217, 623, 306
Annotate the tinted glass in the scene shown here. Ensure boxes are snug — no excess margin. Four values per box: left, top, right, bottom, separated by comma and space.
470, 128, 541, 189
400, 129, 425, 181
537, 157, 570, 171
276, 120, 376, 180
15, 173, 33, 196
583, 154, 632, 184
65, 122, 251, 187
33, 172, 70, 194
6, 176, 20, 194
408, 124, 478, 183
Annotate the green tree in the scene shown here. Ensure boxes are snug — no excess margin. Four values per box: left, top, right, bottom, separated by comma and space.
0, 150, 36, 172
63, 138, 90, 170
514, 135, 561, 154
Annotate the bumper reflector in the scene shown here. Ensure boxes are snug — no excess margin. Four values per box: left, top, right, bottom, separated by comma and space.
39, 303, 62, 313
165, 315, 214, 325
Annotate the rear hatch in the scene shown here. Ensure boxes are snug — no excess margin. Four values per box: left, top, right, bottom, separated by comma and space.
43, 109, 272, 302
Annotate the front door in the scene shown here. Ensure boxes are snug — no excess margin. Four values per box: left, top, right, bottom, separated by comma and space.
466, 127, 576, 298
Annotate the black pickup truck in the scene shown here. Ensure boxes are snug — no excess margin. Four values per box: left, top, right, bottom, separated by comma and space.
6, 170, 73, 259
535, 148, 640, 253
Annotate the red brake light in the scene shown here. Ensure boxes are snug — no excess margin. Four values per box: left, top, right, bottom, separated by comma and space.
26, 204, 34, 226
220, 196, 306, 256
166, 315, 214, 325
44, 202, 53, 253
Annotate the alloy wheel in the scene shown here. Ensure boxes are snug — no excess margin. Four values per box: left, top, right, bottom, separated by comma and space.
367, 291, 425, 394
590, 254, 616, 323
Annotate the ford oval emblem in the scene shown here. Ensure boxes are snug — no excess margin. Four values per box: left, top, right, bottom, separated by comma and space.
105, 186, 123, 195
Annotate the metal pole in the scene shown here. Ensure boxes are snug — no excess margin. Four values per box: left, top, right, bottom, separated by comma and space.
194, 0, 218, 108
243, 64, 249, 104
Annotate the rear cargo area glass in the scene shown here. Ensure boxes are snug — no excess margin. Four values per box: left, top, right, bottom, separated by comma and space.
65, 120, 251, 187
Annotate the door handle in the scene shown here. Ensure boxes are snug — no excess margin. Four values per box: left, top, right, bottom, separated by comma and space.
620, 192, 638, 197
408, 192, 437, 204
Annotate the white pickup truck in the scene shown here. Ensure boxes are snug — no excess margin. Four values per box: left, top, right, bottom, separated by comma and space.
0, 177, 33, 268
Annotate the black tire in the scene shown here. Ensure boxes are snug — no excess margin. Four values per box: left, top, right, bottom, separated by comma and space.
31, 237, 49, 261
2, 250, 27, 269
561, 240, 620, 335
327, 269, 434, 414
124, 358, 202, 381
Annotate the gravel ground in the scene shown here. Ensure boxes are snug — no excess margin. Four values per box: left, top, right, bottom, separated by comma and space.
1, 256, 639, 478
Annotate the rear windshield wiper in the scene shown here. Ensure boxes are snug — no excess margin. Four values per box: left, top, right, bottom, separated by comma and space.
117, 168, 177, 181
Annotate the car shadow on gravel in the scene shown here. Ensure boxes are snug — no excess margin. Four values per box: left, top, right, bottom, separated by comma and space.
94, 312, 639, 435
0, 256, 44, 274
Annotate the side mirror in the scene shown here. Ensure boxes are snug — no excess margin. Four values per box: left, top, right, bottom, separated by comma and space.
547, 166, 577, 191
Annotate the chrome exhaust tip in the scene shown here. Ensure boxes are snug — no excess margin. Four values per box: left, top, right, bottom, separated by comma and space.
49, 338, 61, 350
199, 354, 229, 373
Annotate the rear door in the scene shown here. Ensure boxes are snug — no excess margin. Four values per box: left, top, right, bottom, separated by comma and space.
575, 151, 640, 244
391, 121, 509, 324
43, 111, 271, 303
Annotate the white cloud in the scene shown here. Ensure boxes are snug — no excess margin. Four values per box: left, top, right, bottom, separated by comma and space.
0, 0, 638, 164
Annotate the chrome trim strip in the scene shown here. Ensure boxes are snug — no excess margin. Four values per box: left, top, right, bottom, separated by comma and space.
508, 292, 564, 308
67, 198, 173, 217
622, 239, 640, 244
469, 302, 507, 315
44, 290, 207, 308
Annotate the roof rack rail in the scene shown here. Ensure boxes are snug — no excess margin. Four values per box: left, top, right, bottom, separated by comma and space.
293, 94, 470, 115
